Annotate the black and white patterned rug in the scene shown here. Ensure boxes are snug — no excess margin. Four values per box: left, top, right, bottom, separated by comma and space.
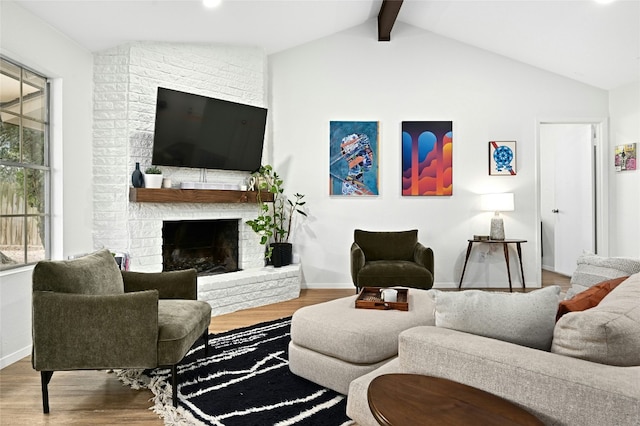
115, 317, 354, 426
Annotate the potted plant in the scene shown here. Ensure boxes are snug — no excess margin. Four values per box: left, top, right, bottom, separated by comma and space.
143, 166, 163, 189
246, 165, 307, 267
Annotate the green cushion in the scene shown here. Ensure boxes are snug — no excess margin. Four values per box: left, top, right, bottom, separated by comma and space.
32, 249, 124, 295
358, 260, 434, 289
354, 229, 417, 261
157, 299, 212, 366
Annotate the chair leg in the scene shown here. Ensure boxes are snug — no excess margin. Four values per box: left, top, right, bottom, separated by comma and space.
41, 371, 54, 414
171, 364, 178, 408
203, 330, 209, 356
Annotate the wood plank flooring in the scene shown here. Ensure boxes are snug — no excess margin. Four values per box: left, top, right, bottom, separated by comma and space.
0, 275, 569, 425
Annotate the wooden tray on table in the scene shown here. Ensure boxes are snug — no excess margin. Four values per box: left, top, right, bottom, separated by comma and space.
355, 287, 409, 311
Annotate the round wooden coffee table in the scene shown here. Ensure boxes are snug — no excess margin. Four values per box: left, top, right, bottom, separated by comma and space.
367, 374, 543, 426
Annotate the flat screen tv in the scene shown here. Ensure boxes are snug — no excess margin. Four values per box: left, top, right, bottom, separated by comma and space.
151, 87, 267, 172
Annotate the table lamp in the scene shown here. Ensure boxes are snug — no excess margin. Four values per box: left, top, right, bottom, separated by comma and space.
480, 193, 514, 240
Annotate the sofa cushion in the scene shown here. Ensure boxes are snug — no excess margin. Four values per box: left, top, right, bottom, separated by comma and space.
357, 260, 433, 287
566, 252, 640, 299
430, 286, 561, 351
556, 276, 628, 320
157, 299, 212, 366
32, 248, 124, 295
354, 229, 417, 261
290, 288, 435, 364
551, 273, 640, 366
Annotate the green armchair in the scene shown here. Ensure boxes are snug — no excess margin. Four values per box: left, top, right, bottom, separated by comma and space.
31, 249, 212, 413
350, 229, 434, 292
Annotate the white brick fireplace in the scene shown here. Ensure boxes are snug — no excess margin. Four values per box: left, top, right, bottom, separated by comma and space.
92, 42, 300, 316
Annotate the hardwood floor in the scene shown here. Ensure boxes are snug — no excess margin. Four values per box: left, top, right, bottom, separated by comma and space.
0, 276, 568, 425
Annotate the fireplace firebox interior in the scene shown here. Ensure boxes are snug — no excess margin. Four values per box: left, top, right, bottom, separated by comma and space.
162, 219, 239, 275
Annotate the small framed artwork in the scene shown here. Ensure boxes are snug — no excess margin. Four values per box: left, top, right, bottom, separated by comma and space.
615, 143, 636, 171
489, 141, 517, 176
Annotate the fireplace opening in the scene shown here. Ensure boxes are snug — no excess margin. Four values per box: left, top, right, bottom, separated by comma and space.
162, 219, 239, 275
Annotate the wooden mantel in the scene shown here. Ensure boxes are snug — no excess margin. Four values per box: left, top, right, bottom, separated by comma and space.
129, 188, 274, 204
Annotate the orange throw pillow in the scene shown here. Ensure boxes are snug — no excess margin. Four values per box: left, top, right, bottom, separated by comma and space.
556, 276, 628, 321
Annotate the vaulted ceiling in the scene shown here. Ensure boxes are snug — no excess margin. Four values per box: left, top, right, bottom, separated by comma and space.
12, 0, 640, 90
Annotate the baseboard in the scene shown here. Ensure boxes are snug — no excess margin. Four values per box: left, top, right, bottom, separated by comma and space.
1, 345, 31, 369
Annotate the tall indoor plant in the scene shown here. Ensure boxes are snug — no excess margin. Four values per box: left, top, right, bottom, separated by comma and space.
246, 165, 307, 267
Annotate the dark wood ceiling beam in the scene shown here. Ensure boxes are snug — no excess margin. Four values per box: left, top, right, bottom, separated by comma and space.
378, 0, 404, 42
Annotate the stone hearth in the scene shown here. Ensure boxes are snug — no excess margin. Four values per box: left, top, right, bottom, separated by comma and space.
199, 264, 300, 316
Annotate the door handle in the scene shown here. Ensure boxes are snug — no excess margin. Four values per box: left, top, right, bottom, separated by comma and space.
552, 209, 559, 213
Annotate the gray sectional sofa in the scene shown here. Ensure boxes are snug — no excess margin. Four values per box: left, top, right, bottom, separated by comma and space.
290, 253, 640, 425
346, 273, 640, 426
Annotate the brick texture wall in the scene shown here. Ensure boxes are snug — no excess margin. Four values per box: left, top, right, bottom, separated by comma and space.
92, 42, 268, 272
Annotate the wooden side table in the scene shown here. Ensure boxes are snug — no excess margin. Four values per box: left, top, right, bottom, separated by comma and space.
459, 239, 527, 292
367, 374, 542, 426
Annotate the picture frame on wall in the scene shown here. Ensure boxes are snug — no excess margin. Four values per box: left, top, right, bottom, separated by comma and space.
489, 141, 517, 176
615, 143, 637, 171
401, 121, 453, 196
329, 121, 379, 196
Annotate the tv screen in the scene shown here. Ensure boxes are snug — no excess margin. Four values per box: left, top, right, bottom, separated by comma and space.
151, 87, 267, 172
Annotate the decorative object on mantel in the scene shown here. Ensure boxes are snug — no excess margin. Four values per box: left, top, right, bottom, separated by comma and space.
131, 162, 144, 188
246, 165, 307, 267
480, 192, 514, 240
143, 166, 163, 189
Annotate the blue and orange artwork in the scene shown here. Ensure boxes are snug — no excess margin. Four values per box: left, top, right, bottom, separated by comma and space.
489, 141, 517, 175
402, 121, 453, 196
330, 121, 379, 196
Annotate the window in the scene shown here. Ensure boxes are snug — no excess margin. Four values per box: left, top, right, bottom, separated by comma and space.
0, 57, 50, 270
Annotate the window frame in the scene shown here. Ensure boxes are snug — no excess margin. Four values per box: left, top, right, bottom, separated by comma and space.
0, 56, 51, 270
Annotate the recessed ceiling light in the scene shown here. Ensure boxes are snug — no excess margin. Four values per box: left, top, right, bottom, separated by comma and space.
593, 0, 617, 4
203, 0, 221, 8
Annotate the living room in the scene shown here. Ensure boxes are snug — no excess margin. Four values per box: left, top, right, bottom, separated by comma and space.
0, 0, 639, 422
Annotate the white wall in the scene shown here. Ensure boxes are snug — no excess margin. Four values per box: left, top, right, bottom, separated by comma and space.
0, 1, 93, 367
609, 81, 640, 257
269, 21, 609, 289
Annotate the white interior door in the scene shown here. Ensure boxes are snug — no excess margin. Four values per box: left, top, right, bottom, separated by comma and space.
540, 124, 595, 276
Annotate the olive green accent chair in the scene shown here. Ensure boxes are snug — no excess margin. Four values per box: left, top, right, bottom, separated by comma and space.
350, 229, 434, 292
31, 249, 212, 413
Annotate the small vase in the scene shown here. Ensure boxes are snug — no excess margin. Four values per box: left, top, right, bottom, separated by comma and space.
132, 162, 144, 188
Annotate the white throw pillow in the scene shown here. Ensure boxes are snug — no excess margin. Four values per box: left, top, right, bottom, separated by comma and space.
566, 252, 640, 299
430, 286, 561, 351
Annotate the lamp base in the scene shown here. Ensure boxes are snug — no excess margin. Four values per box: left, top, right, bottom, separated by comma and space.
490, 216, 505, 240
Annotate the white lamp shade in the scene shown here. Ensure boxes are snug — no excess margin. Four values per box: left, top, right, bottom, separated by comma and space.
480, 193, 515, 212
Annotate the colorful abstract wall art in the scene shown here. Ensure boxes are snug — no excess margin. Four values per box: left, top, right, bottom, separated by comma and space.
489, 141, 517, 176
615, 143, 636, 171
401, 121, 453, 196
329, 121, 379, 196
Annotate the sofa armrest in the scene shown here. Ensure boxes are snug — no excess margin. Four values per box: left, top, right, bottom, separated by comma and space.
350, 242, 365, 287
122, 269, 197, 300
413, 243, 434, 274
32, 290, 159, 371
398, 326, 640, 426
